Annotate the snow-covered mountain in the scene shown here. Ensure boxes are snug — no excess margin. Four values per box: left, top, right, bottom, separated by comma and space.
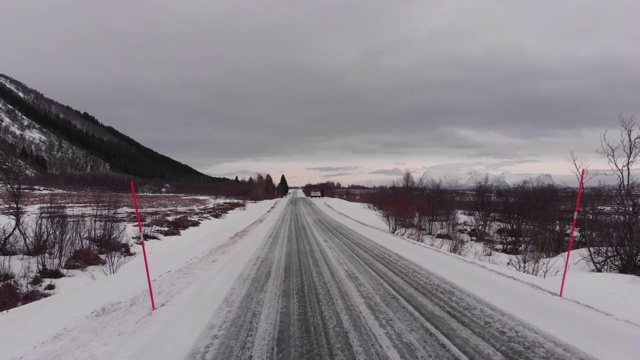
0, 78, 111, 175
0, 73, 220, 181
421, 167, 557, 188
497, 171, 556, 186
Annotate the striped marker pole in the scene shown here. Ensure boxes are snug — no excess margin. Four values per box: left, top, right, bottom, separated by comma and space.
559, 169, 585, 297
130, 180, 156, 311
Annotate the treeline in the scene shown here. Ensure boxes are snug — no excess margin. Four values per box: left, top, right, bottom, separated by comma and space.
22, 172, 290, 201
357, 171, 584, 276
243, 174, 289, 200
0, 80, 218, 181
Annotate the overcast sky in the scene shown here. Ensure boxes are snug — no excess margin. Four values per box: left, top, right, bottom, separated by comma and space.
2, 0, 639, 185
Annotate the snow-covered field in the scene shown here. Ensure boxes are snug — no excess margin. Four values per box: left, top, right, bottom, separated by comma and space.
1, 193, 639, 359
0, 198, 282, 359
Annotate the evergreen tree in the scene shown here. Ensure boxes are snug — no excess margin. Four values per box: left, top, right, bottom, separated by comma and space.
277, 174, 289, 196
264, 174, 276, 197
19, 146, 29, 159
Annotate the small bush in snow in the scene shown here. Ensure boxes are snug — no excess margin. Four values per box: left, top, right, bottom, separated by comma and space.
155, 216, 201, 237
20, 289, 49, 305
102, 246, 135, 275
64, 248, 106, 270
38, 267, 65, 279
29, 275, 43, 286
44, 282, 55, 291
0, 271, 14, 283
0, 282, 20, 311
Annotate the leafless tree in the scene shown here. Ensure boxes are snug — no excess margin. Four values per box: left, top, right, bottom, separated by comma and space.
472, 175, 497, 246
400, 169, 416, 188
583, 115, 640, 275
507, 242, 558, 278
34, 200, 71, 277
0, 155, 29, 254
567, 149, 597, 185
102, 247, 135, 275
88, 195, 133, 274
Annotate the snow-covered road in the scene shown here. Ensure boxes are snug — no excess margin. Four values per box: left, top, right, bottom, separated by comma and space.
187, 194, 593, 359
3, 192, 637, 359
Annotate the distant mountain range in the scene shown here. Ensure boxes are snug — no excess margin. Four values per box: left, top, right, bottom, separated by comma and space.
418, 164, 622, 188
0, 73, 223, 182
421, 168, 565, 188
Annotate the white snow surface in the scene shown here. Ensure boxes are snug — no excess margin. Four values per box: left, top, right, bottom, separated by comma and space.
0, 99, 48, 144
0, 76, 26, 98
0, 199, 282, 359
1, 194, 639, 359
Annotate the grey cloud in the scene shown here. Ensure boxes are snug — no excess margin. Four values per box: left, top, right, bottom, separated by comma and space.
212, 169, 257, 178
370, 168, 403, 176
322, 172, 352, 178
307, 166, 360, 172
484, 159, 541, 171
1, 1, 638, 178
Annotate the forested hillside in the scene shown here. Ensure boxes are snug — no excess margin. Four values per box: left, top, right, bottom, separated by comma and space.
0, 74, 223, 182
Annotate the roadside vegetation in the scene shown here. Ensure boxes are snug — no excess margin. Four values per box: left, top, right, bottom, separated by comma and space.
0, 160, 290, 311
316, 117, 640, 278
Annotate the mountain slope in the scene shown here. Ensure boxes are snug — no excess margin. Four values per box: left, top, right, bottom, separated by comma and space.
0, 73, 222, 181
420, 167, 557, 188
422, 168, 510, 188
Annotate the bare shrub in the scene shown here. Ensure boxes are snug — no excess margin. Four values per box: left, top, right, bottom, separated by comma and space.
0, 281, 20, 311
155, 216, 201, 237
0, 255, 14, 282
0, 224, 19, 256
29, 275, 43, 286
0, 155, 28, 254
38, 267, 65, 279
211, 202, 245, 218
473, 244, 497, 264
33, 201, 72, 276
447, 237, 467, 256
88, 199, 134, 275
92, 218, 127, 254
447, 236, 469, 257
472, 175, 497, 246
102, 248, 135, 275
64, 248, 106, 270
103, 240, 135, 275
140, 224, 159, 240
20, 288, 49, 305
424, 234, 448, 250
507, 247, 558, 278
481, 242, 494, 257
582, 116, 640, 275
377, 193, 413, 235
87, 195, 127, 254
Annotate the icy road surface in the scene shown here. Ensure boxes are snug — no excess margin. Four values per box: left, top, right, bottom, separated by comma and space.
187, 195, 594, 360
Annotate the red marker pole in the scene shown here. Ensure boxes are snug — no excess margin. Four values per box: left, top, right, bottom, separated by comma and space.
130, 180, 156, 311
559, 169, 585, 297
